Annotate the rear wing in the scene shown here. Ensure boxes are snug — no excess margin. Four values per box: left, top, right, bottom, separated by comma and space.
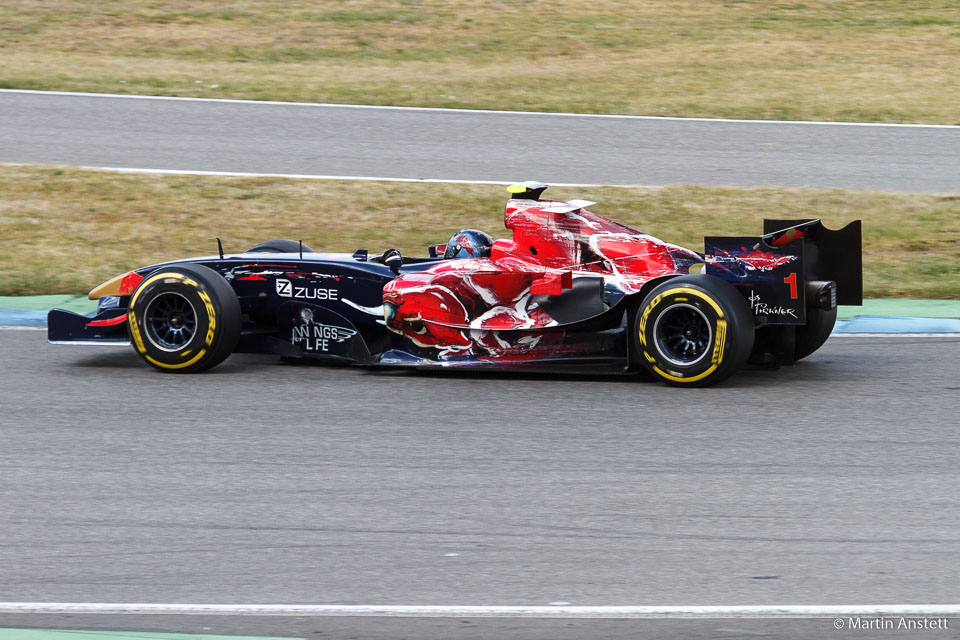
762, 219, 862, 306
704, 219, 862, 325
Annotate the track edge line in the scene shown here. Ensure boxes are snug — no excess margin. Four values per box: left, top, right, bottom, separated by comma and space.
1, 603, 960, 618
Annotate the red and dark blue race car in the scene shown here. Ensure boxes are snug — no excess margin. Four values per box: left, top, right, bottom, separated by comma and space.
49, 182, 861, 386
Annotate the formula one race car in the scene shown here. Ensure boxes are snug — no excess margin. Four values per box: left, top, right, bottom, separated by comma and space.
49, 182, 862, 386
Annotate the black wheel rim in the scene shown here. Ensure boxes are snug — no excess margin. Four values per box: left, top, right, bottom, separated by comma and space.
144, 292, 198, 352
653, 303, 712, 366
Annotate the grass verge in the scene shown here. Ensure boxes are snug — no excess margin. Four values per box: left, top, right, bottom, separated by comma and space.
2, 1, 960, 123
1, 164, 957, 298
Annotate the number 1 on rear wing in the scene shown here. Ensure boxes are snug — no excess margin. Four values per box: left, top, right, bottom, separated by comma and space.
703, 219, 862, 325
762, 219, 863, 306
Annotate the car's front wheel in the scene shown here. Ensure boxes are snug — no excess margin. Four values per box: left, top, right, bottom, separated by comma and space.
127, 264, 241, 373
633, 275, 755, 387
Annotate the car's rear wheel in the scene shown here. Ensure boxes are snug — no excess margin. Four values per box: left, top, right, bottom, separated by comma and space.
127, 264, 241, 373
633, 275, 754, 387
245, 239, 314, 253
794, 306, 837, 361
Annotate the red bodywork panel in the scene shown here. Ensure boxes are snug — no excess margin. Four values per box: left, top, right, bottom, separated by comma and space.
118, 272, 144, 295
381, 199, 703, 359
86, 314, 128, 328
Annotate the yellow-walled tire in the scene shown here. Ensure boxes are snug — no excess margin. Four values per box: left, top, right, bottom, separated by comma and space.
634, 275, 754, 387
127, 264, 241, 373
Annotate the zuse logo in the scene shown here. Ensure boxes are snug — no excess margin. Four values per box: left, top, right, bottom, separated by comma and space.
275, 278, 338, 301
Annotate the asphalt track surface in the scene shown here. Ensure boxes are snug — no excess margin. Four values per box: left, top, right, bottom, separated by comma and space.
3, 613, 959, 640
2, 90, 959, 192
2, 330, 959, 613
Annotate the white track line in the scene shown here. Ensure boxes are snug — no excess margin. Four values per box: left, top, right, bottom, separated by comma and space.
3, 89, 958, 129
0, 603, 959, 618
0, 162, 615, 188
78, 165, 612, 188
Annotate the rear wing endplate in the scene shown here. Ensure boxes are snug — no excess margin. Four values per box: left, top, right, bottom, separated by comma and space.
705, 219, 862, 325
762, 219, 862, 306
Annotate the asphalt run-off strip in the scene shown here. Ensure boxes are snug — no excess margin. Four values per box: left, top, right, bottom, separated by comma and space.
5, 90, 960, 191
5, 89, 960, 128
2, 296, 959, 334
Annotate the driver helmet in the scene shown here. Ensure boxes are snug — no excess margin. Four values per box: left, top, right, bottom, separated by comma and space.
444, 229, 493, 259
